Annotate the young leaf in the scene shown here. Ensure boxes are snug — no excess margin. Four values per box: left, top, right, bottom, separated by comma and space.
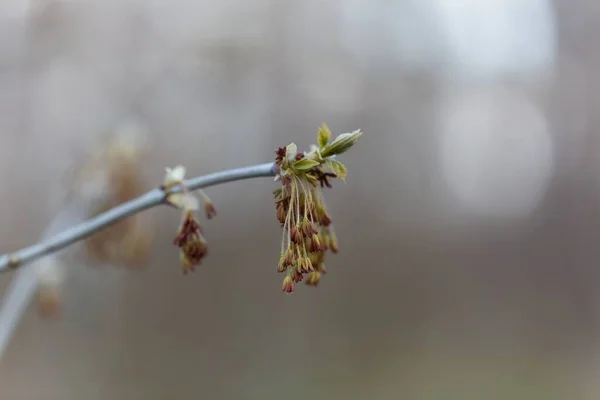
163, 165, 187, 189
285, 143, 298, 161
327, 160, 348, 182
293, 158, 321, 171
317, 124, 332, 148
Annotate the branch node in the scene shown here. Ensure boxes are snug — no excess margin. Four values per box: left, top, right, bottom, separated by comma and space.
7, 256, 20, 269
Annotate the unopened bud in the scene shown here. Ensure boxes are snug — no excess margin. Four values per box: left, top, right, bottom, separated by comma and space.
320, 129, 363, 158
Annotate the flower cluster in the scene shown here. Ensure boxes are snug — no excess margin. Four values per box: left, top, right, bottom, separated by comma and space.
162, 166, 216, 274
273, 125, 363, 293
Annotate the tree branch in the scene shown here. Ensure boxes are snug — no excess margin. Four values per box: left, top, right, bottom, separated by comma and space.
0, 162, 277, 273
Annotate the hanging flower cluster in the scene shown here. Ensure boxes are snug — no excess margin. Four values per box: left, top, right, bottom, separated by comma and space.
273, 125, 363, 293
162, 166, 216, 274
158, 125, 362, 287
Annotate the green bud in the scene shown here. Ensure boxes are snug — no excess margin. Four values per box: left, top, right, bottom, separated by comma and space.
321, 129, 363, 158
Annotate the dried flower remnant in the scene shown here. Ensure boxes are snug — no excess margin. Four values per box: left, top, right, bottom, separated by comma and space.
273, 124, 363, 293
162, 165, 214, 274
37, 285, 61, 318
82, 126, 155, 269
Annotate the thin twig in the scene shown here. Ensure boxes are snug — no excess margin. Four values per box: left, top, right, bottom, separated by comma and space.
0, 162, 277, 273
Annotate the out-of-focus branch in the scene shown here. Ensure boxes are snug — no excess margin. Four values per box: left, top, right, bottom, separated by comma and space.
0, 204, 86, 360
0, 162, 277, 273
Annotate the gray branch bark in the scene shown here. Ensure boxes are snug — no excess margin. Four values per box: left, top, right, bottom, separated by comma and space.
0, 162, 277, 273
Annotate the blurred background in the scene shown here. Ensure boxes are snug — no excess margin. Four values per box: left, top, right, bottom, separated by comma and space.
0, 0, 599, 398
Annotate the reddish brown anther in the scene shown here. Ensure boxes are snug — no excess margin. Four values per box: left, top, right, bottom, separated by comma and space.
290, 227, 303, 244
318, 210, 332, 227
304, 256, 314, 272
282, 276, 295, 293
293, 269, 304, 283
309, 235, 323, 253
277, 255, 287, 273
296, 257, 306, 273
173, 211, 203, 246
284, 247, 295, 266
281, 174, 292, 187
300, 219, 318, 237
277, 206, 286, 225
174, 210, 208, 272
180, 236, 207, 266
275, 147, 286, 164
314, 169, 337, 188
